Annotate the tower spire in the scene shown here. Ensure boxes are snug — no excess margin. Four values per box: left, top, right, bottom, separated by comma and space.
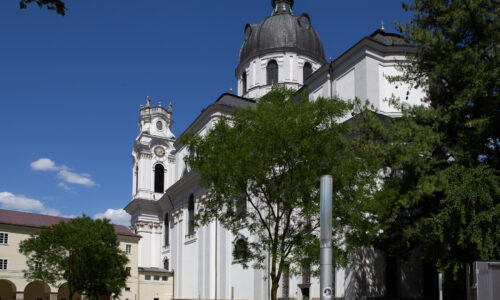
272, 0, 293, 15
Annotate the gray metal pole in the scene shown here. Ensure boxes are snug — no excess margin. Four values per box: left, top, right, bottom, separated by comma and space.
439, 273, 443, 300
320, 175, 333, 300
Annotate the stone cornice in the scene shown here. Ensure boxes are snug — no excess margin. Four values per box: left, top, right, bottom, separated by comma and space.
130, 221, 162, 233
124, 198, 162, 215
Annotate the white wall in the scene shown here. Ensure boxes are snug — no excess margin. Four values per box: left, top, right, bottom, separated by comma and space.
238, 52, 323, 99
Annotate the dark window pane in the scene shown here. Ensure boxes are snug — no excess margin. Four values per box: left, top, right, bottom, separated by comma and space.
303, 62, 312, 81
164, 214, 169, 246
242, 72, 247, 94
154, 164, 165, 193
267, 60, 278, 85
188, 195, 195, 234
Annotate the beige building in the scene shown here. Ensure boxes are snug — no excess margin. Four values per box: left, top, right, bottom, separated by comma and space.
0, 209, 173, 300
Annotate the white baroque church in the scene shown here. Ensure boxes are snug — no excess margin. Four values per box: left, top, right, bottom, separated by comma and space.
124, 1, 425, 299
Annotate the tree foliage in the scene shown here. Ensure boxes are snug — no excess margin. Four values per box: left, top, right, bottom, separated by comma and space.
19, 216, 129, 300
19, 0, 66, 15
182, 88, 383, 300
370, 0, 500, 297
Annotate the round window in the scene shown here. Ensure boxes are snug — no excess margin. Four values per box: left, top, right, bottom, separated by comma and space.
156, 121, 163, 130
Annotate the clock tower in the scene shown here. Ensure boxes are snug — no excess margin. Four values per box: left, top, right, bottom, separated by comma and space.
125, 96, 175, 268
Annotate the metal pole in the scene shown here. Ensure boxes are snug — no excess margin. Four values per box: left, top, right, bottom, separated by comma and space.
439, 272, 443, 300
320, 175, 333, 300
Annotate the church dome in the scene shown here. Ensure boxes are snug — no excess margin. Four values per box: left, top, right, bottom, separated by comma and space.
238, 0, 326, 66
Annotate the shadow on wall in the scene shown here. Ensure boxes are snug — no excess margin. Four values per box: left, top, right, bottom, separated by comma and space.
345, 248, 386, 300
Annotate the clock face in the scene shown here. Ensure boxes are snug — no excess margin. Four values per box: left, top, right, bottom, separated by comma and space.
154, 147, 165, 157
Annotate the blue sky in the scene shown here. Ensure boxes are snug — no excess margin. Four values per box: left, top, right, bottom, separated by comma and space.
0, 0, 412, 226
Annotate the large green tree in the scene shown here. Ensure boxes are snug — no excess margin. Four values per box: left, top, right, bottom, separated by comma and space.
182, 88, 382, 300
370, 0, 500, 298
19, 216, 129, 300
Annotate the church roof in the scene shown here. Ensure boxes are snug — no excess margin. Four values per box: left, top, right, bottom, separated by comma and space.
299, 30, 415, 91
0, 208, 138, 237
237, 1, 325, 72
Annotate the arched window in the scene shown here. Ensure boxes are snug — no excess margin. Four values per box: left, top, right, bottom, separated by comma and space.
163, 259, 169, 270
188, 194, 195, 234
242, 72, 247, 94
267, 60, 278, 85
154, 164, 165, 193
164, 213, 169, 246
303, 62, 312, 81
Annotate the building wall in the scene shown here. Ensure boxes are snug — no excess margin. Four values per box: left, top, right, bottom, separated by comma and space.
138, 271, 173, 300
0, 223, 153, 300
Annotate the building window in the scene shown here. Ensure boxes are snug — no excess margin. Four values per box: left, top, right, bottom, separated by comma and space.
125, 287, 131, 292
154, 164, 165, 193
0, 233, 8, 244
126, 244, 131, 254
236, 193, 247, 219
162, 276, 168, 281
154, 275, 160, 281
188, 194, 195, 234
0, 259, 7, 270
135, 165, 138, 194
164, 214, 169, 246
34, 261, 41, 270
145, 275, 151, 280
242, 72, 247, 94
303, 62, 312, 81
163, 259, 169, 271
233, 238, 249, 262
267, 60, 278, 85
156, 121, 163, 131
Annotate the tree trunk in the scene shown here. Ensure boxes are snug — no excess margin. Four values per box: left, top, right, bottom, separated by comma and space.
271, 278, 280, 300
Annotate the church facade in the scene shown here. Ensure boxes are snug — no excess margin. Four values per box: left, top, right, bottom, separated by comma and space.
124, 1, 425, 299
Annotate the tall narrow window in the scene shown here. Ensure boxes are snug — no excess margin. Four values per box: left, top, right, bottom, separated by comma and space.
242, 72, 247, 94
236, 193, 247, 219
163, 259, 169, 270
303, 62, 312, 81
164, 213, 169, 246
154, 164, 165, 193
267, 60, 278, 85
135, 165, 138, 194
188, 194, 195, 234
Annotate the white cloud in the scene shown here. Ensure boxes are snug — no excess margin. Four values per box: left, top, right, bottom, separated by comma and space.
30, 158, 97, 188
57, 170, 96, 187
57, 182, 72, 191
0, 192, 60, 216
31, 158, 63, 171
94, 209, 131, 227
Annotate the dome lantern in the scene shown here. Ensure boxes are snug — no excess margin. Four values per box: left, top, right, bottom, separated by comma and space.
272, 0, 294, 15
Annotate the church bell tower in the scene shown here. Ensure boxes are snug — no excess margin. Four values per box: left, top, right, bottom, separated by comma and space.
125, 96, 176, 268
